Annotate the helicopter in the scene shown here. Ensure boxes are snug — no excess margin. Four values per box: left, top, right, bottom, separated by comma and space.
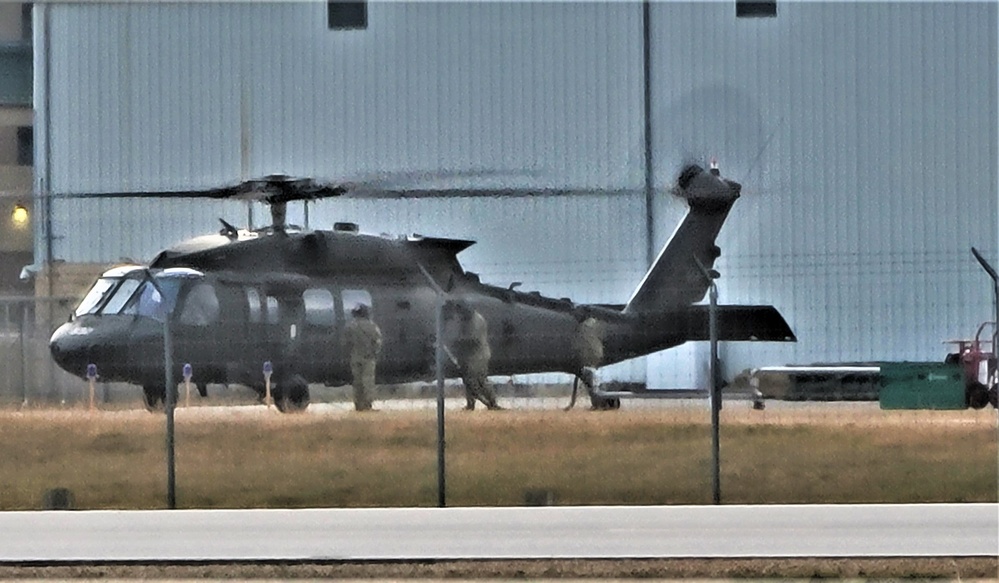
47, 162, 796, 412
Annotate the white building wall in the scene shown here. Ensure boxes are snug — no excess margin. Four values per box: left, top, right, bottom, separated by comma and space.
647, 1, 997, 387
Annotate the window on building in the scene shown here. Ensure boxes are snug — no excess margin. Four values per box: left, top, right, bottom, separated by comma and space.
21, 3, 32, 41
736, 0, 776, 18
16, 126, 32, 166
328, 1, 367, 30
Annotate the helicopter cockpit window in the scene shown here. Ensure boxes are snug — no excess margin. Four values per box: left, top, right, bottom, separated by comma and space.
119, 277, 184, 321
100, 278, 142, 315
303, 288, 335, 327
74, 278, 117, 317
178, 282, 220, 326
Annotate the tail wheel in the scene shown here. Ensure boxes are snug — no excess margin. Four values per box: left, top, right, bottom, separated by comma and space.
142, 385, 166, 413
966, 381, 990, 410
274, 374, 310, 413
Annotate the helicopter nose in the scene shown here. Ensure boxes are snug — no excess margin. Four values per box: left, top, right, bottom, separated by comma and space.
49, 322, 94, 378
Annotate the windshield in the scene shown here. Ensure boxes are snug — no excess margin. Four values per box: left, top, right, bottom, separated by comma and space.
100, 278, 143, 315
120, 277, 185, 321
74, 277, 118, 317
74, 270, 202, 321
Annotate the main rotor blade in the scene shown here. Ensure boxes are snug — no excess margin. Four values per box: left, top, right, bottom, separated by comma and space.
25, 168, 551, 203
341, 187, 641, 199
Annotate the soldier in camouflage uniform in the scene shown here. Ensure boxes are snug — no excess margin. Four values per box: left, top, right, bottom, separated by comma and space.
344, 303, 382, 411
571, 313, 606, 409
448, 301, 501, 410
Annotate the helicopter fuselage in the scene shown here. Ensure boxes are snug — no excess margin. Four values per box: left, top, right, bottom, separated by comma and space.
48, 164, 797, 411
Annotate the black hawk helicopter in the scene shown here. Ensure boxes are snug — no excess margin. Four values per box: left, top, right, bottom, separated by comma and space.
48, 163, 795, 412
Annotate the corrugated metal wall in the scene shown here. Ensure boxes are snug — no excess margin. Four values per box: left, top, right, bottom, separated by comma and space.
36, 2, 998, 387
37, 1, 651, 382
647, 2, 997, 386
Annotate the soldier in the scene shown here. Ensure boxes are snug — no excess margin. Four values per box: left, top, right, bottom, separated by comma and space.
344, 303, 382, 411
571, 312, 606, 410
447, 301, 501, 410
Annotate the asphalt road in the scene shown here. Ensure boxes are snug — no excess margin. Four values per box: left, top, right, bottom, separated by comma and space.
0, 504, 994, 562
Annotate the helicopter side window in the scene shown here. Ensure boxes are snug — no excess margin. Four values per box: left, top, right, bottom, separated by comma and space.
246, 288, 262, 324
74, 278, 117, 317
265, 296, 280, 325
100, 278, 142, 315
303, 288, 335, 327
178, 282, 220, 326
342, 289, 373, 319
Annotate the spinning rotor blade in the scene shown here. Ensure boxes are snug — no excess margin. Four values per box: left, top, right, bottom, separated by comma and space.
34, 168, 546, 203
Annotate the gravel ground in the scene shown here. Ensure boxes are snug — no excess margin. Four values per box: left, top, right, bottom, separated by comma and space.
0, 557, 996, 580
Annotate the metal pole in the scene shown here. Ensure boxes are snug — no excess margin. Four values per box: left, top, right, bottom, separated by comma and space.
641, 0, 655, 267
164, 315, 176, 509
18, 303, 26, 406
694, 255, 722, 505
147, 273, 177, 509
709, 280, 720, 505
435, 292, 447, 508
415, 262, 449, 507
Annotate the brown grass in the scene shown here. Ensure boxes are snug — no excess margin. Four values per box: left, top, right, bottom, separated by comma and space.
0, 403, 995, 510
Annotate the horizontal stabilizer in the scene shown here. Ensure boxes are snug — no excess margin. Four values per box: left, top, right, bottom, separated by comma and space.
676, 305, 796, 342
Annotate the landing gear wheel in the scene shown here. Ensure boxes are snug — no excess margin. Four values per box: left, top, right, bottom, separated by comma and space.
589, 395, 621, 410
988, 384, 997, 409
274, 374, 310, 413
966, 381, 990, 410
142, 385, 166, 413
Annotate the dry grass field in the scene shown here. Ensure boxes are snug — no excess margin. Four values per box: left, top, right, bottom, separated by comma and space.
0, 398, 995, 510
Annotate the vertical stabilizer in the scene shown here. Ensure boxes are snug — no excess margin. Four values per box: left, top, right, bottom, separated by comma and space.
623, 164, 741, 314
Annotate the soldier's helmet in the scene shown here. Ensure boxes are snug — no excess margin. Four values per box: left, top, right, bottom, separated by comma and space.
352, 303, 371, 318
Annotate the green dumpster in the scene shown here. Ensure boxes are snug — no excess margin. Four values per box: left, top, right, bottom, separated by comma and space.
879, 362, 967, 410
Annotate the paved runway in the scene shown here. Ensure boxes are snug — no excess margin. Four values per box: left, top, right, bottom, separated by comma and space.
0, 504, 994, 561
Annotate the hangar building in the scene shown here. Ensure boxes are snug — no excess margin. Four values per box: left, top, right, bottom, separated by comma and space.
24, 1, 999, 391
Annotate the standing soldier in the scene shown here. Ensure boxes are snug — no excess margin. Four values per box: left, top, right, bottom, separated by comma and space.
448, 301, 502, 410
571, 312, 607, 410
344, 303, 382, 411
